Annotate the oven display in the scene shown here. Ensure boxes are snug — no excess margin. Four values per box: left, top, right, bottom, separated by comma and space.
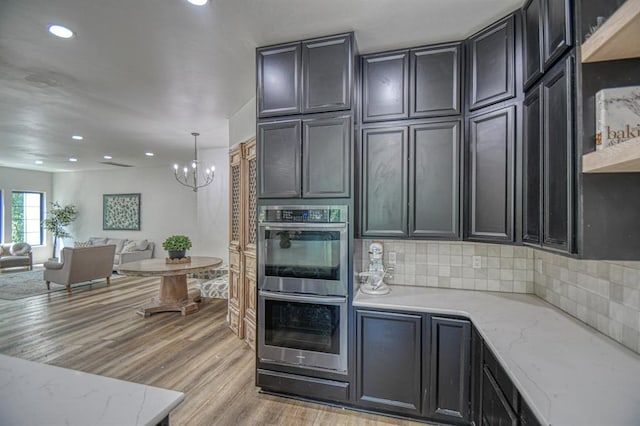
264, 299, 341, 355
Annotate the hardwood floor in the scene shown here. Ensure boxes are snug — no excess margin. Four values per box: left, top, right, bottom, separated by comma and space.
0, 275, 424, 425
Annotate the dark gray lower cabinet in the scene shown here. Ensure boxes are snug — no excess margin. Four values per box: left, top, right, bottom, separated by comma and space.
356, 310, 472, 424
361, 126, 408, 237
467, 105, 515, 242
426, 317, 471, 424
356, 310, 422, 415
481, 366, 518, 426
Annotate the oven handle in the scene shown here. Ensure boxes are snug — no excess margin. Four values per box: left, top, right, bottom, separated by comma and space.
259, 222, 347, 229
259, 290, 347, 304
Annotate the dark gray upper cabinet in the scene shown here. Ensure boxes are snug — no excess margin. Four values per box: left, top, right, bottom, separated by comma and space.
468, 15, 515, 110
410, 43, 462, 117
257, 43, 302, 117
409, 121, 460, 239
257, 119, 301, 198
425, 317, 471, 424
467, 105, 515, 242
258, 114, 352, 199
542, 55, 573, 252
361, 51, 410, 122
302, 34, 353, 114
541, 0, 572, 70
361, 126, 408, 237
257, 33, 353, 118
523, 0, 543, 89
302, 115, 351, 198
523, 85, 542, 245
356, 310, 422, 416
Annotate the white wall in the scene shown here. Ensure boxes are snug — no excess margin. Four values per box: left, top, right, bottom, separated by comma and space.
229, 97, 256, 147
196, 147, 229, 261
0, 166, 54, 263
53, 164, 228, 263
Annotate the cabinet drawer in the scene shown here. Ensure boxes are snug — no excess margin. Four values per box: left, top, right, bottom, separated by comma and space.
258, 369, 350, 403
483, 345, 518, 413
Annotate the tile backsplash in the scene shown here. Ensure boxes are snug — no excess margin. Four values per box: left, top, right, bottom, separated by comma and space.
356, 239, 534, 293
354, 239, 640, 354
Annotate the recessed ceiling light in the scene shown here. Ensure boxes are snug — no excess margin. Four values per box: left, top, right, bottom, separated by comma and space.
69, 157, 78, 162
71, 135, 83, 140
187, 0, 208, 5
35, 160, 44, 165
103, 155, 112, 160
145, 152, 154, 157
48, 24, 74, 39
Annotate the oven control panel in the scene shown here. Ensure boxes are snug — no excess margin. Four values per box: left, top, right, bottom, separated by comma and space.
259, 205, 347, 223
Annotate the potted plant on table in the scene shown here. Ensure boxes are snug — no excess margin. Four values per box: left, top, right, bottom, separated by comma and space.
162, 235, 192, 259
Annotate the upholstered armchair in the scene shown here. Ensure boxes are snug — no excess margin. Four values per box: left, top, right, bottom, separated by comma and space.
43, 245, 116, 293
0, 243, 33, 271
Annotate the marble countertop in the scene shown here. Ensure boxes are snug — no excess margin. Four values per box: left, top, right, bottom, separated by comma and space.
0, 354, 184, 426
354, 285, 640, 426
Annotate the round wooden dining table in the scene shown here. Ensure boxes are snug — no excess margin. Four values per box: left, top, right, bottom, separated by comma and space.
118, 256, 223, 317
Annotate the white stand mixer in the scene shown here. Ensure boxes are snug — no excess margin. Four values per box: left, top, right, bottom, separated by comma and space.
358, 242, 391, 295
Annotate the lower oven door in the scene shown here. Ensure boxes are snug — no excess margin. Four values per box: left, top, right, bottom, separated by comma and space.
258, 290, 347, 375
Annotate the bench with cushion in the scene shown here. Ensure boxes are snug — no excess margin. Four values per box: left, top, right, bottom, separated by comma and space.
0, 243, 33, 271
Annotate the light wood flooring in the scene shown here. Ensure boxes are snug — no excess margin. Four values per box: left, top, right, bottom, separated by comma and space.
0, 275, 424, 426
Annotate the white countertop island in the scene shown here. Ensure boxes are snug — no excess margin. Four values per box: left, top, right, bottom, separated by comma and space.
354, 285, 640, 426
0, 354, 184, 426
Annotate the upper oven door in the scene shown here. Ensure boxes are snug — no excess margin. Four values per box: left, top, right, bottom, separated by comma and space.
258, 222, 348, 296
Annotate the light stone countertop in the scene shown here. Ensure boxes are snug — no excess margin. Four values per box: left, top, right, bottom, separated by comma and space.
353, 285, 640, 426
0, 354, 184, 426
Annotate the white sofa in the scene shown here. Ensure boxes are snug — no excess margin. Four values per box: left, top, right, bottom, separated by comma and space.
44, 245, 116, 294
82, 237, 155, 270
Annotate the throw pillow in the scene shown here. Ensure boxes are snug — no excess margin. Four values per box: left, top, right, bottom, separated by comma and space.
89, 237, 108, 245
106, 238, 126, 254
74, 241, 92, 248
121, 241, 137, 253
134, 239, 148, 251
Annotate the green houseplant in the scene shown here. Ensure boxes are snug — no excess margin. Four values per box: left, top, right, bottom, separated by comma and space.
162, 235, 192, 259
42, 202, 79, 259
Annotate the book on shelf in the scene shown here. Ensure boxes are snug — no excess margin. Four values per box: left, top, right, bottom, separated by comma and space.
595, 85, 640, 150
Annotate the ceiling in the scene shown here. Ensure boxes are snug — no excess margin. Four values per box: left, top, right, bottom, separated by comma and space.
0, 0, 522, 173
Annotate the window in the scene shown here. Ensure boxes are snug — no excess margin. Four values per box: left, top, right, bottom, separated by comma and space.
12, 191, 43, 245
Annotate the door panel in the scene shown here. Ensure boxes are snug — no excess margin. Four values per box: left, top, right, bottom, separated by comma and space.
523, 0, 543, 88
257, 120, 301, 198
523, 86, 543, 244
467, 106, 515, 242
257, 43, 301, 117
362, 51, 410, 121
409, 121, 460, 239
542, 0, 572, 69
361, 126, 408, 237
410, 43, 461, 117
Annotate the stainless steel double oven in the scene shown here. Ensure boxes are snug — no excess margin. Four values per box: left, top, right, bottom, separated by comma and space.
257, 205, 348, 374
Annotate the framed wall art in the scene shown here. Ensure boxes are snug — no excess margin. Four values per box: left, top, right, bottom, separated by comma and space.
103, 193, 141, 230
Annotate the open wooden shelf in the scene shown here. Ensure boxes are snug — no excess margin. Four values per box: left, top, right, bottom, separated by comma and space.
583, 136, 640, 173
581, 0, 640, 63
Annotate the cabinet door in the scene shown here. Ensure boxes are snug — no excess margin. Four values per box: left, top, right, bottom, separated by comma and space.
523, 0, 543, 88
410, 43, 461, 117
409, 121, 460, 239
542, 55, 573, 252
302, 115, 351, 198
426, 317, 471, 423
302, 34, 352, 114
467, 106, 515, 242
356, 310, 422, 415
468, 15, 515, 110
257, 119, 301, 198
361, 126, 408, 237
541, 0, 572, 69
523, 85, 543, 245
361, 51, 409, 121
257, 42, 301, 117
481, 367, 518, 426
